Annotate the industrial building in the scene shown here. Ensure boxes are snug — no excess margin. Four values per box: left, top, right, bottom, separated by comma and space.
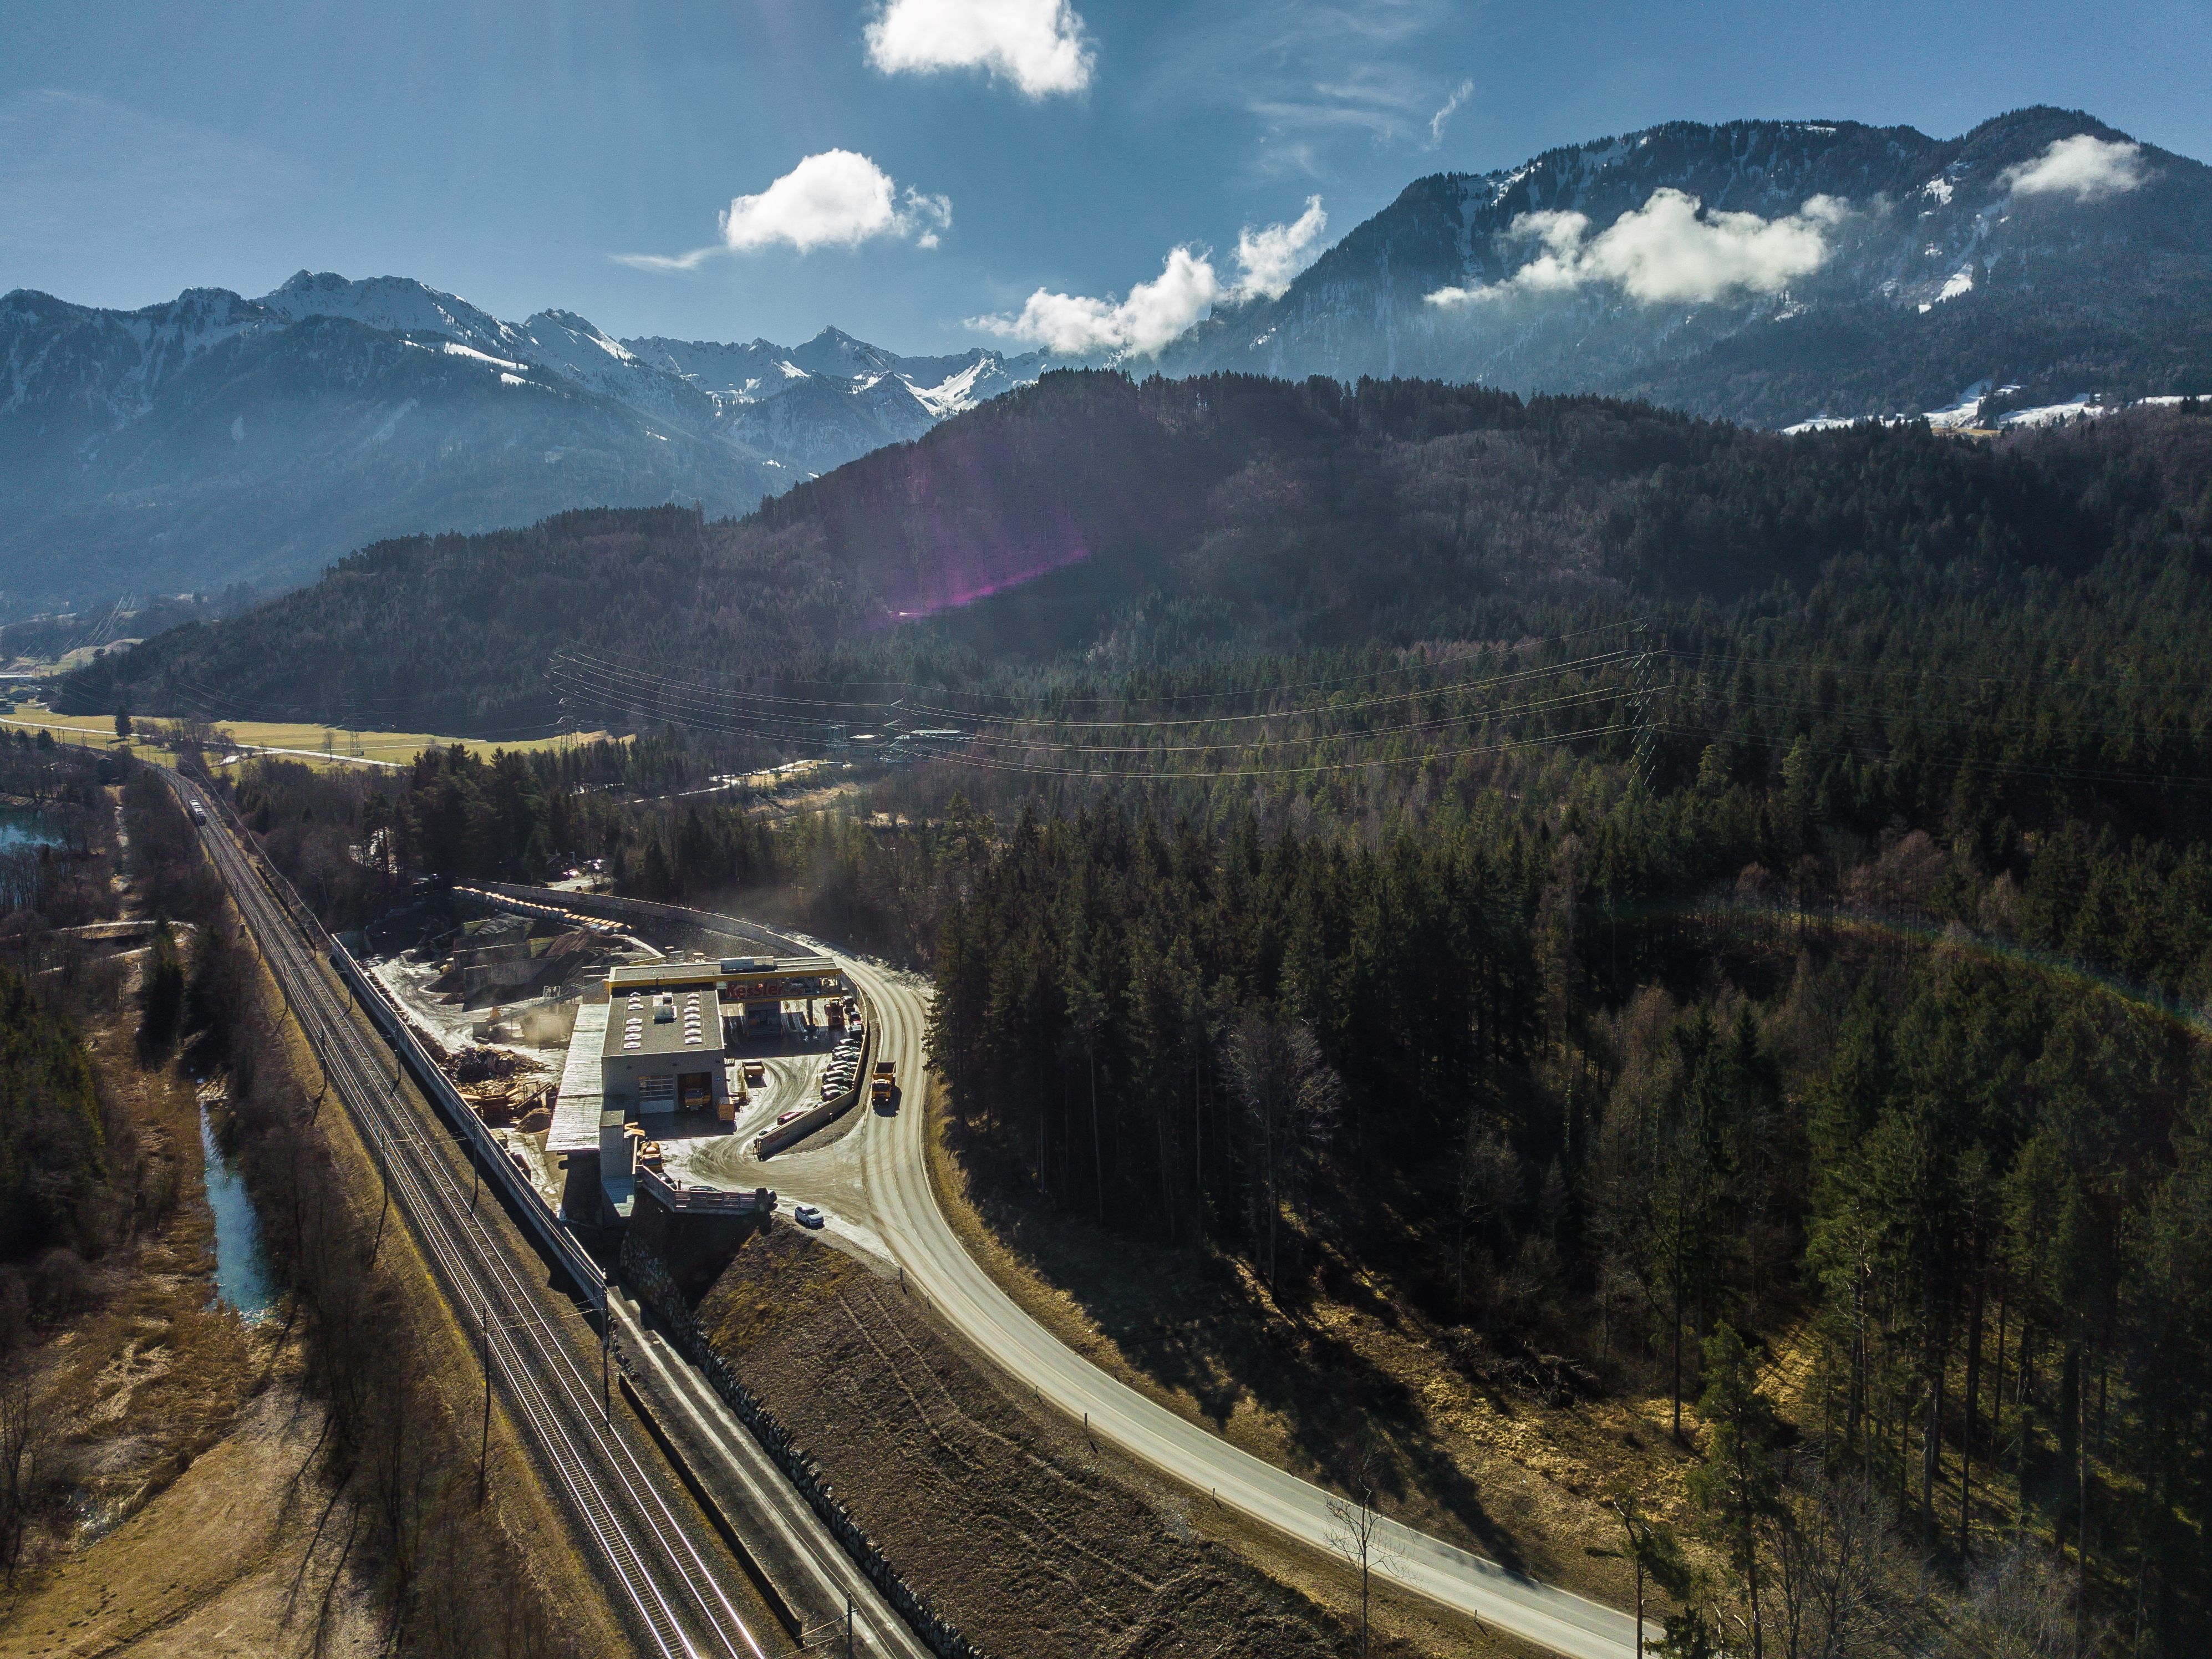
550, 954, 851, 1224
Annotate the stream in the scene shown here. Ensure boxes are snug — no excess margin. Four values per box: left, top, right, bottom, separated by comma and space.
199, 1103, 277, 1322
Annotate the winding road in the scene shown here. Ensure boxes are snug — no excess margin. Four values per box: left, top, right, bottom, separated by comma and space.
515, 885, 1650, 1659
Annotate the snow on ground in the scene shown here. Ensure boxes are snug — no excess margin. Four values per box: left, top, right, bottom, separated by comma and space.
1997, 396, 2109, 429
440, 340, 530, 372
903, 357, 991, 418
1781, 386, 2165, 437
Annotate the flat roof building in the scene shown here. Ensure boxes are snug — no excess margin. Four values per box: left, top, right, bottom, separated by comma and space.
602, 981, 729, 1115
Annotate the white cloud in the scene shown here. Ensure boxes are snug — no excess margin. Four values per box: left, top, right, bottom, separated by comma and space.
2000, 134, 2147, 202
1428, 189, 1845, 308
1232, 196, 1328, 300
865, 0, 1094, 98
971, 198, 1330, 354
616, 150, 949, 269
974, 246, 1218, 355
1427, 78, 1472, 147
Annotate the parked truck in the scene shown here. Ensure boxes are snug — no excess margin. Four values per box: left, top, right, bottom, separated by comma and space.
871, 1058, 897, 1106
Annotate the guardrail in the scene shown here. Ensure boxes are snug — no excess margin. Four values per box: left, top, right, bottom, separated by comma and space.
634, 1164, 774, 1215
330, 942, 607, 1313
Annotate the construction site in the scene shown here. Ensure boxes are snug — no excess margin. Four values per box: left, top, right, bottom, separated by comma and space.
365, 886, 890, 1284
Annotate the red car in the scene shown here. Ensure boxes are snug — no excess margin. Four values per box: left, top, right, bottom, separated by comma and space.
775, 1108, 807, 1126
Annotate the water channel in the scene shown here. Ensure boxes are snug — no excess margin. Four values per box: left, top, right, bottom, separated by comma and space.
199, 1101, 277, 1322
0, 805, 59, 851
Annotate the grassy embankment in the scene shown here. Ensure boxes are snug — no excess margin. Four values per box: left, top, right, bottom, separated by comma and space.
0, 703, 609, 771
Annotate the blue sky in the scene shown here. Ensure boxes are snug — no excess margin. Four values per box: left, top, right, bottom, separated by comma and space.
4, 0, 2208, 354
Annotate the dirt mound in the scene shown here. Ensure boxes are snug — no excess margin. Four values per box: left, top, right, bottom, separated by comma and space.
696, 1228, 1391, 1659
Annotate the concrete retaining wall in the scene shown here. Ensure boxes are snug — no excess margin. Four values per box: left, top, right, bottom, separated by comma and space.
331, 942, 606, 1313
475, 882, 806, 956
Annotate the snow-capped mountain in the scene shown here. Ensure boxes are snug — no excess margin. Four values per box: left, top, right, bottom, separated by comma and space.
0, 273, 1052, 617
1156, 107, 2212, 428
621, 324, 1053, 457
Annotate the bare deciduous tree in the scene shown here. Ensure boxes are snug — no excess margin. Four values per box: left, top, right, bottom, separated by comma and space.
1768, 1456, 1930, 1659
1325, 1439, 1406, 1658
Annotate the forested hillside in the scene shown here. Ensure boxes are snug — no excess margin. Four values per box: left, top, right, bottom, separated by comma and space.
197, 388, 2212, 1650
65, 370, 2160, 740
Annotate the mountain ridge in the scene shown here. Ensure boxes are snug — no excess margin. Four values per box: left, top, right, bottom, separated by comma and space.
1155, 106, 2212, 425
0, 272, 1056, 620
8, 104, 2210, 625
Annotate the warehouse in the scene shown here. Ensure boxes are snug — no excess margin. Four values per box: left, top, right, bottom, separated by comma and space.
602, 980, 731, 1116
606, 956, 848, 1041
551, 954, 850, 1224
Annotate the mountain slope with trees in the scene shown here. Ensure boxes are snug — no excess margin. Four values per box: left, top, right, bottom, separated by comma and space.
61, 369, 2170, 739
198, 410, 2212, 1646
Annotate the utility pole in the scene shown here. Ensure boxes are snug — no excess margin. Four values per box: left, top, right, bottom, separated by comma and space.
602, 1273, 612, 1422
478, 1300, 492, 1508
845, 1592, 854, 1658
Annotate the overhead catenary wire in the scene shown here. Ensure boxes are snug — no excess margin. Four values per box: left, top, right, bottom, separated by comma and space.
552, 618, 1644, 714
550, 656, 1633, 757
547, 645, 1638, 736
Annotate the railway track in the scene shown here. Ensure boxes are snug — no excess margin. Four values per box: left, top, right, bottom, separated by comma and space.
174, 772, 768, 1659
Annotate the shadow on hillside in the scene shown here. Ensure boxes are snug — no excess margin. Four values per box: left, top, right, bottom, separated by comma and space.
942, 1114, 1528, 1574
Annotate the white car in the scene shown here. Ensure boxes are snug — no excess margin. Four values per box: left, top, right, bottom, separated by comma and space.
792, 1204, 825, 1229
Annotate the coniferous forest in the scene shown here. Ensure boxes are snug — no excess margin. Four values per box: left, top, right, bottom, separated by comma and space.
126, 384, 2212, 1653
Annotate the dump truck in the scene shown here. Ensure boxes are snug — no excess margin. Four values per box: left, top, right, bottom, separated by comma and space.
871, 1058, 897, 1106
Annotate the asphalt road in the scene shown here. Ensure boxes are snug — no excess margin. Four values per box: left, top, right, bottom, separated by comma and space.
755, 946, 1649, 1659
469, 883, 1652, 1658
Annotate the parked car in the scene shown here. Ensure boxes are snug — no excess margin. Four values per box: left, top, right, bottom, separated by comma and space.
793, 1204, 825, 1229
775, 1108, 807, 1126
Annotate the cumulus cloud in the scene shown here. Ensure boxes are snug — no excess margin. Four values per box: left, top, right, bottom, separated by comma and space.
1427, 78, 1473, 147
865, 0, 1094, 98
2000, 134, 2147, 202
1232, 196, 1328, 301
971, 199, 1329, 354
1427, 189, 1845, 308
976, 246, 1218, 355
616, 150, 949, 269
